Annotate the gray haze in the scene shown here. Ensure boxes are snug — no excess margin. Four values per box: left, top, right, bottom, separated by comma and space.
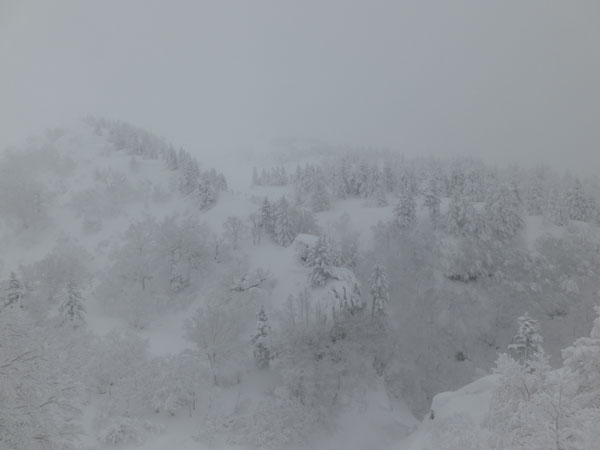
1, 0, 599, 174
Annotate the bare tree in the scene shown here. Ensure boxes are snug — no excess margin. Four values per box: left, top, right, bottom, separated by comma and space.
185, 303, 245, 385
223, 216, 248, 251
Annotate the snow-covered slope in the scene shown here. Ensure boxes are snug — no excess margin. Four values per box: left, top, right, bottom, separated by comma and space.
398, 375, 499, 450
2, 119, 600, 450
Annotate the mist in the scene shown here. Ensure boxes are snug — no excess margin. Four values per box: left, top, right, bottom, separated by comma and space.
1, 0, 599, 172
2, 4, 600, 448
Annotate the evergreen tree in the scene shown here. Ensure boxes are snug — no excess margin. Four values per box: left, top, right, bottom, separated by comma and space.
357, 161, 371, 198
398, 166, 417, 197
444, 192, 476, 235
549, 189, 570, 226
164, 146, 178, 171
508, 313, 544, 366
393, 190, 417, 230
295, 164, 311, 196
252, 167, 259, 186
369, 263, 389, 318
328, 266, 365, 315
373, 170, 388, 207
178, 151, 200, 196
5, 272, 23, 308
332, 161, 349, 199
566, 179, 593, 222
525, 171, 546, 216
196, 179, 216, 209
365, 165, 379, 199
251, 305, 272, 369
273, 197, 296, 247
382, 164, 396, 193
463, 170, 484, 202
484, 183, 524, 239
307, 235, 335, 287
449, 167, 466, 196
310, 172, 331, 212
260, 197, 275, 237
423, 180, 441, 226
59, 280, 86, 324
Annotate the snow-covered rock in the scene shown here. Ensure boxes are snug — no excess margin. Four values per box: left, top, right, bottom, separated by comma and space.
398, 375, 500, 450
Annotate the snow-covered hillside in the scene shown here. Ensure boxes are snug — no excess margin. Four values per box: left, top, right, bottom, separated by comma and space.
1, 119, 600, 450
400, 307, 600, 450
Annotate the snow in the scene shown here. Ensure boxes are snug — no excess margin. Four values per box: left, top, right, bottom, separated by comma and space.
522, 215, 563, 252
317, 198, 394, 249
294, 232, 319, 246
247, 239, 309, 311
4, 119, 600, 450
316, 380, 418, 450
397, 375, 499, 450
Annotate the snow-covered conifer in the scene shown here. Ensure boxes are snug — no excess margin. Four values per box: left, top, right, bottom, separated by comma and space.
445, 192, 475, 235
310, 173, 331, 212
196, 179, 216, 209
178, 151, 200, 196
449, 167, 466, 196
525, 172, 546, 216
260, 197, 275, 237
393, 190, 416, 230
273, 196, 296, 247
251, 305, 272, 369
484, 183, 524, 239
328, 267, 364, 315
332, 161, 349, 199
307, 235, 335, 287
5, 272, 23, 308
566, 179, 593, 222
549, 189, 570, 226
164, 146, 178, 171
373, 171, 388, 207
59, 279, 86, 324
365, 165, 380, 199
508, 313, 544, 365
382, 164, 396, 193
357, 161, 371, 198
369, 263, 389, 318
423, 180, 441, 226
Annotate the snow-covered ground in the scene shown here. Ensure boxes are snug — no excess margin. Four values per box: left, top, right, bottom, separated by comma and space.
397, 375, 499, 450
2, 119, 600, 450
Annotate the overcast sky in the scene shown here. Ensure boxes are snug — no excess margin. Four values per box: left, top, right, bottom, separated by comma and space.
1, 0, 599, 173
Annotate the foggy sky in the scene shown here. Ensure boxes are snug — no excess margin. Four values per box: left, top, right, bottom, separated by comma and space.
1, 0, 599, 174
